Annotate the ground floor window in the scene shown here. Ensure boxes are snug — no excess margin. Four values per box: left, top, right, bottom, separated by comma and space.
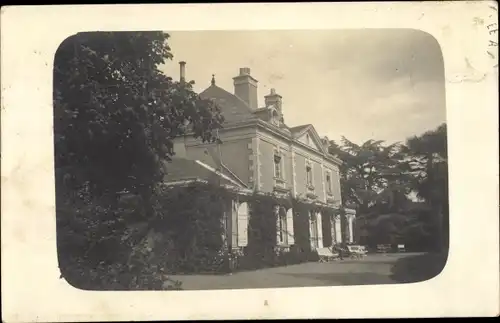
278, 207, 287, 245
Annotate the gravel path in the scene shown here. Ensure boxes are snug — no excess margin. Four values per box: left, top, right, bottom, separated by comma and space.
167, 252, 433, 290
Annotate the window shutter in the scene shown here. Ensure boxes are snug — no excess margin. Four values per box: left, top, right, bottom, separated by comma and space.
231, 200, 238, 248
237, 202, 249, 247
317, 212, 324, 248
286, 209, 295, 245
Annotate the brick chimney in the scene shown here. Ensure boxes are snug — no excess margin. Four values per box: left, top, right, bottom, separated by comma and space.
233, 67, 258, 110
264, 88, 282, 111
179, 61, 186, 83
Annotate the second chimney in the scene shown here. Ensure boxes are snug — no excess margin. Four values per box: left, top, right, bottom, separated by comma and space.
264, 88, 282, 111
233, 67, 258, 110
179, 61, 186, 83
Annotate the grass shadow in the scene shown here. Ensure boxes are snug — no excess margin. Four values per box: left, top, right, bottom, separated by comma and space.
277, 272, 394, 286
389, 251, 449, 283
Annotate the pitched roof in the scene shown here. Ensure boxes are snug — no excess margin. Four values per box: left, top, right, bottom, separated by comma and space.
199, 84, 257, 124
197, 83, 342, 165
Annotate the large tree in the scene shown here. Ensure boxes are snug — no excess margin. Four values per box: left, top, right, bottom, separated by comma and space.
327, 124, 448, 250
328, 138, 412, 215
405, 123, 448, 251
328, 137, 417, 246
54, 31, 224, 199
54, 32, 224, 289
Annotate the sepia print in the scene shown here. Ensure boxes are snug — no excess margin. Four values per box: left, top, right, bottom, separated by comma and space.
54, 29, 449, 291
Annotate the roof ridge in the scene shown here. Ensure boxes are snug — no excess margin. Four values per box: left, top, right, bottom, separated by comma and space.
201, 84, 252, 110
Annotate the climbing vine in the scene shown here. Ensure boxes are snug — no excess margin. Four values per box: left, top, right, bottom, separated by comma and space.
144, 182, 349, 273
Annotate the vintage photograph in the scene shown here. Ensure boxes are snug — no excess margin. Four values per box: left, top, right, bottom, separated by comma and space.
54, 29, 449, 291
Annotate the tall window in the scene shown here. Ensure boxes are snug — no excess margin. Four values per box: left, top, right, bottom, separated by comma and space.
306, 163, 313, 187
274, 153, 282, 179
326, 171, 332, 194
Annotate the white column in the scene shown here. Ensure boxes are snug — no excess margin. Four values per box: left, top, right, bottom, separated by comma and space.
348, 215, 354, 243
317, 211, 324, 248
334, 215, 342, 244
309, 211, 315, 249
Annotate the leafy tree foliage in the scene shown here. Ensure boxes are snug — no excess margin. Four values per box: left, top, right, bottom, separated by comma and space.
405, 123, 448, 251
54, 32, 224, 198
54, 32, 224, 289
328, 137, 412, 216
328, 124, 448, 251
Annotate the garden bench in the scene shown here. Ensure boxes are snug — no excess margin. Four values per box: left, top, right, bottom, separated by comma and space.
346, 245, 367, 259
317, 247, 339, 262
376, 244, 391, 253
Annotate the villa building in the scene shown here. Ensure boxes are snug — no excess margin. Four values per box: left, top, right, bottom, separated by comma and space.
164, 62, 356, 255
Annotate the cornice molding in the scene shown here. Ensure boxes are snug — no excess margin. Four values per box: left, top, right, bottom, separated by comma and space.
177, 118, 342, 165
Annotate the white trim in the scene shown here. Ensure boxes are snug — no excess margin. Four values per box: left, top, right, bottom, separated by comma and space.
162, 179, 207, 186
194, 160, 245, 188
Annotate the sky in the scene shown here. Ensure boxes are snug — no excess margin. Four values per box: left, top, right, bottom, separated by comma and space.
160, 29, 446, 144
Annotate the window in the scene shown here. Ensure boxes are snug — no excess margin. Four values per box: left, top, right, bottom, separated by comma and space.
306, 163, 313, 187
326, 171, 332, 194
276, 206, 291, 246
274, 153, 282, 179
